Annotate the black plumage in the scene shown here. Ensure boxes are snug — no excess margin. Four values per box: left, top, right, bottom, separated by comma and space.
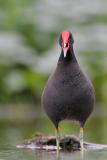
42, 32, 95, 153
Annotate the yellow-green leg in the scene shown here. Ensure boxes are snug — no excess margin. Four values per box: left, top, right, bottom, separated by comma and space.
55, 127, 60, 157
79, 127, 84, 158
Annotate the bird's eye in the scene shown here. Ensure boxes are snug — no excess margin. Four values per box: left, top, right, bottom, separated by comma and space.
69, 34, 74, 44
59, 37, 63, 46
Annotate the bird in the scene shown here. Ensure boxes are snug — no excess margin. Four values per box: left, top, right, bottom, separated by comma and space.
42, 31, 95, 155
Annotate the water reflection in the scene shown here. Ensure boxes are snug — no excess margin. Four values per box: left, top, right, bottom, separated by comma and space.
0, 110, 106, 160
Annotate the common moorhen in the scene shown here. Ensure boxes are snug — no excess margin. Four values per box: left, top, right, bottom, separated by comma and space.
42, 31, 95, 154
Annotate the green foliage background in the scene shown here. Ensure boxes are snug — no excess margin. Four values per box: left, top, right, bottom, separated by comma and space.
0, 0, 107, 107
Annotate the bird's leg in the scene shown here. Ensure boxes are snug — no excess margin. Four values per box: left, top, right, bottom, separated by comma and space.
55, 127, 60, 156
79, 127, 84, 157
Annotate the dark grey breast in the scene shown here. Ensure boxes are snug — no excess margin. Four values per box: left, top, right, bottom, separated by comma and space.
42, 33, 95, 129
42, 56, 95, 128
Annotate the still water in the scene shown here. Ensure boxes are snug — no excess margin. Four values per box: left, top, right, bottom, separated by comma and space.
0, 110, 107, 160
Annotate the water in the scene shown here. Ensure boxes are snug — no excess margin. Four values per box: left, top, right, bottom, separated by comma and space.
0, 111, 107, 160
0, 149, 107, 160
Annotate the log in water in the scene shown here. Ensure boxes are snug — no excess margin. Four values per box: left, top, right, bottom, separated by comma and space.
16, 134, 107, 152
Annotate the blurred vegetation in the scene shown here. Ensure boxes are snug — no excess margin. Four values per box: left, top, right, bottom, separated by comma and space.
0, 0, 107, 107
0, 0, 55, 103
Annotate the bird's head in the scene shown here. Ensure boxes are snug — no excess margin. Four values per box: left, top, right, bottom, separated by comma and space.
59, 31, 74, 58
